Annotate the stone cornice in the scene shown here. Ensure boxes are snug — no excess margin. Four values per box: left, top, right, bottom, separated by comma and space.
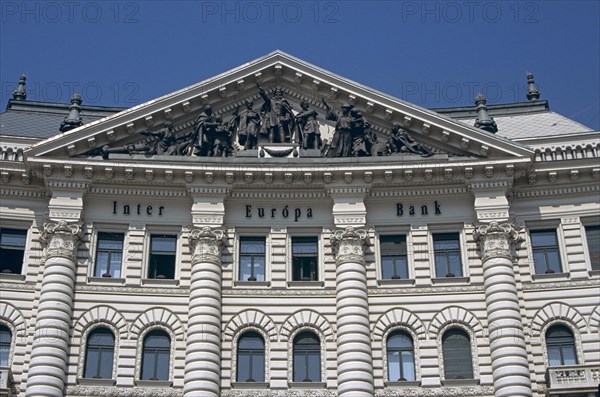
370, 186, 468, 197
88, 186, 188, 197
512, 183, 600, 198
522, 279, 600, 291
0, 187, 48, 199
229, 190, 327, 199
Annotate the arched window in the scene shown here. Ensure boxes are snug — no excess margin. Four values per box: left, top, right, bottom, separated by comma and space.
546, 325, 577, 366
293, 331, 320, 382
83, 327, 115, 379
141, 330, 170, 381
237, 331, 265, 382
442, 328, 473, 379
0, 325, 11, 366
387, 331, 415, 381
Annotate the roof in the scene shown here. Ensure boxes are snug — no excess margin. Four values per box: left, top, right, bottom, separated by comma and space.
0, 99, 125, 139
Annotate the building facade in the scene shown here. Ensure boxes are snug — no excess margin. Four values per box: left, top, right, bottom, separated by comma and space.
0, 51, 598, 397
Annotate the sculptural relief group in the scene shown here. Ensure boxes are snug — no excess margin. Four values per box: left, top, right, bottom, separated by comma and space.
99, 86, 433, 158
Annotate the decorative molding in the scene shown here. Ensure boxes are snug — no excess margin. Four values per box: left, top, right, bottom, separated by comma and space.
374, 386, 494, 396
66, 386, 183, 397
129, 307, 185, 341
222, 390, 336, 397
74, 284, 189, 295
331, 227, 368, 265
188, 227, 225, 264
530, 302, 587, 335
89, 186, 188, 197
0, 188, 47, 198
224, 309, 277, 342
280, 309, 335, 342
229, 191, 326, 199
428, 306, 484, 338
473, 221, 520, 262
41, 220, 83, 261
370, 186, 468, 197
522, 279, 600, 290
512, 183, 600, 198
372, 308, 425, 341
73, 305, 129, 340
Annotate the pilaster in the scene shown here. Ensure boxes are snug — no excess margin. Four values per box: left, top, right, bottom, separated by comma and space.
475, 221, 533, 397
184, 188, 227, 397
25, 184, 85, 397
331, 227, 373, 396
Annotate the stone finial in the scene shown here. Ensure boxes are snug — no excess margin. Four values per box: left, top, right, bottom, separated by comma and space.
60, 93, 84, 132
526, 72, 541, 101
474, 94, 498, 134
12, 74, 27, 100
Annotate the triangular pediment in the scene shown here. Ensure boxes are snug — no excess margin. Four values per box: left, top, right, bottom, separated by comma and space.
25, 50, 533, 161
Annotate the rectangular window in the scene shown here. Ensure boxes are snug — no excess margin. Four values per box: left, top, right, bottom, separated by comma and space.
239, 236, 266, 281
148, 235, 177, 279
0, 228, 27, 274
292, 236, 318, 281
380, 235, 408, 279
530, 229, 562, 274
433, 233, 462, 278
94, 232, 124, 278
585, 225, 600, 271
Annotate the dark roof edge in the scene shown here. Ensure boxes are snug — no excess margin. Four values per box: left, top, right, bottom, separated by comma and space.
431, 100, 549, 118
5, 99, 126, 114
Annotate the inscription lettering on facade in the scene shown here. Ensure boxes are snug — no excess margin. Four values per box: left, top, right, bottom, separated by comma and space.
245, 204, 313, 222
396, 201, 442, 216
112, 201, 165, 216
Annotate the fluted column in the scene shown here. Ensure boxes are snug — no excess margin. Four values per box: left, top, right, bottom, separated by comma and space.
26, 221, 82, 397
184, 227, 225, 397
475, 221, 532, 397
332, 227, 373, 396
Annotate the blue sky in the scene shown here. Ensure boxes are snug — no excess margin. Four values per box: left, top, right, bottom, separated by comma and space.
1, 0, 599, 130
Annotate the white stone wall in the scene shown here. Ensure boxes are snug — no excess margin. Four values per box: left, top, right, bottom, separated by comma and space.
0, 188, 598, 397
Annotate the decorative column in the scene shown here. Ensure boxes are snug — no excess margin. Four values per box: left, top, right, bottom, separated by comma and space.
331, 227, 373, 396
26, 221, 82, 397
184, 227, 225, 397
475, 221, 533, 397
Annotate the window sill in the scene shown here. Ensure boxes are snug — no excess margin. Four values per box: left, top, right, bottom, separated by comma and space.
378, 279, 415, 287
441, 379, 479, 387
88, 276, 125, 284
77, 378, 116, 386
287, 281, 324, 288
431, 276, 470, 285
234, 281, 271, 287
135, 380, 173, 387
142, 278, 180, 287
531, 272, 570, 281
588, 270, 600, 278
288, 382, 326, 389
231, 382, 269, 389
0, 273, 26, 282
385, 381, 421, 387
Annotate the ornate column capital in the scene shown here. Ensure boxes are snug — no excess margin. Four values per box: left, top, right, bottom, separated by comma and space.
189, 227, 225, 264
331, 227, 368, 264
474, 221, 520, 262
41, 220, 83, 261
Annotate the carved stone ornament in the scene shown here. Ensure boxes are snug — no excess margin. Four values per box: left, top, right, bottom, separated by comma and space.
188, 227, 225, 265
331, 227, 368, 265
41, 220, 83, 261
66, 386, 182, 397
474, 221, 520, 262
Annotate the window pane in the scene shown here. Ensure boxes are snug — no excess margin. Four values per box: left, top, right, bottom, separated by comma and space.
95, 252, 109, 277
531, 229, 563, 274
533, 252, 547, 274
380, 235, 406, 255
109, 253, 122, 278
388, 350, 400, 381
0, 228, 27, 274
448, 253, 463, 277
293, 353, 305, 382
156, 350, 169, 380
531, 230, 557, 246
239, 333, 264, 349
100, 349, 114, 378
239, 237, 266, 282
585, 225, 600, 271
84, 349, 100, 378
141, 351, 154, 380
433, 233, 460, 249
292, 237, 318, 254
401, 351, 416, 381
561, 345, 577, 365
237, 352, 251, 381
145, 331, 170, 348
151, 235, 177, 252
433, 233, 462, 278
307, 351, 320, 382
240, 237, 265, 254
252, 353, 265, 382
442, 329, 473, 379
548, 346, 562, 366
